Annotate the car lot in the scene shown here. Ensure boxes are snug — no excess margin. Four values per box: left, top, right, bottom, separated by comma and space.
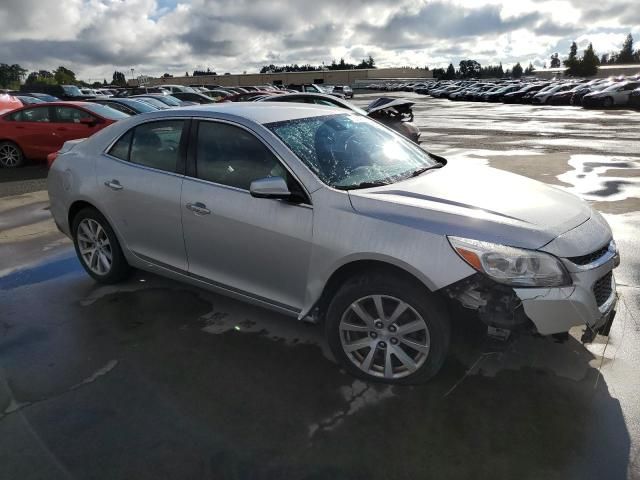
1, 93, 639, 479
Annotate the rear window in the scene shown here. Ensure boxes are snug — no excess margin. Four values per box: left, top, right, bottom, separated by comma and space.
82, 103, 130, 120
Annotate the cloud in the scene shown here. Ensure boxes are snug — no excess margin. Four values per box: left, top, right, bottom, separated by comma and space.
0, 0, 637, 80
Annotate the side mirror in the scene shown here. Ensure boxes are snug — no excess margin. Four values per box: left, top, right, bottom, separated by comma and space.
249, 176, 291, 200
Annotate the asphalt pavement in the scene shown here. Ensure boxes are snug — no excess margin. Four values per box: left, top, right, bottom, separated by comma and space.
0, 93, 639, 480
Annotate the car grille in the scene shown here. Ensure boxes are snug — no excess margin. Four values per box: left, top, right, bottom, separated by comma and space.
593, 272, 613, 307
568, 244, 610, 266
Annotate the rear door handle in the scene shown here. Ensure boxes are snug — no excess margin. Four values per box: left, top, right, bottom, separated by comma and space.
186, 202, 211, 215
104, 179, 123, 191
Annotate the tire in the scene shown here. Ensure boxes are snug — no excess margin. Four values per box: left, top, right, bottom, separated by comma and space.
0, 141, 25, 168
72, 207, 131, 284
603, 97, 614, 108
325, 272, 450, 385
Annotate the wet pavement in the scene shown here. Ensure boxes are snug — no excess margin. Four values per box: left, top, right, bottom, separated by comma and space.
1, 94, 639, 479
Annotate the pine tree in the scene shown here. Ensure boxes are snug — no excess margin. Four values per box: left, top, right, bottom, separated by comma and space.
618, 34, 634, 63
580, 43, 599, 76
512, 62, 523, 78
445, 63, 456, 79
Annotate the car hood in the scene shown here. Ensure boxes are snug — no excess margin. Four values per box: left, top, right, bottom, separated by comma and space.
348, 163, 592, 250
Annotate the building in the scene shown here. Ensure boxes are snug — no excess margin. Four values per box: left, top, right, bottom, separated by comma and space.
532, 64, 640, 79
139, 67, 432, 88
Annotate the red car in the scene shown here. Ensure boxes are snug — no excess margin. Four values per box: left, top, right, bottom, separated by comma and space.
0, 102, 129, 168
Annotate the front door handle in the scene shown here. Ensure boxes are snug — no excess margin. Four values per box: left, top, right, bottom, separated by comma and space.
186, 202, 211, 215
104, 179, 123, 191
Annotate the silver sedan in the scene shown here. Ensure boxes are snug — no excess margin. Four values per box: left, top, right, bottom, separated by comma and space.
47, 103, 619, 384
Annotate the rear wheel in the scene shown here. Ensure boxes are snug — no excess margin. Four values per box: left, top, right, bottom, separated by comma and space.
0, 141, 24, 168
325, 273, 450, 384
72, 207, 130, 284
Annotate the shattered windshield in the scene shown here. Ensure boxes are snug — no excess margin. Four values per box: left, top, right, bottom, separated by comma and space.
267, 114, 438, 189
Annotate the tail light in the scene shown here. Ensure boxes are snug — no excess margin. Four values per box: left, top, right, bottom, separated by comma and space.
47, 151, 58, 168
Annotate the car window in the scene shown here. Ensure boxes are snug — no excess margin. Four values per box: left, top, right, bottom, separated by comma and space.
195, 121, 285, 190
8, 106, 51, 122
129, 120, 184, 172
53, 106, 95, 123
108, 130, 132, 161
105, 102, 134, 115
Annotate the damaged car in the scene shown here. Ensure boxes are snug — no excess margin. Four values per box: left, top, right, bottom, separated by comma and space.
47, 103, 619, 384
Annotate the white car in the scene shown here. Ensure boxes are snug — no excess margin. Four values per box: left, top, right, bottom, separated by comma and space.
583, 81, 640, 107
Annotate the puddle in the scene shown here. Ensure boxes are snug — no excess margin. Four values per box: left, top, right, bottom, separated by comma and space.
557, 154, 640, 202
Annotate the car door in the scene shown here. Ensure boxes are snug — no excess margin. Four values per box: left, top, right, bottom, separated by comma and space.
4, 106, 57, 159
95, 119, 189, 271
181, 119, 313, 312
50, 105, 103, 146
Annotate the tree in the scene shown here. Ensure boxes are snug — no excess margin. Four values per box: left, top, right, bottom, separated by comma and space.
564, 42, 579, 74
580, 43, 599, 76
550, 53, 561, 68
54, 66, 76, 85
0, 63, 27, 88
524, 62, 535, 75
25, 70, 56, 85
112, 71, 127, 86
445, 63, 456, 79
512, 62, 523, 78
432, 67, 445, 79
618, 33, 634, 63
458, 59, 481, 78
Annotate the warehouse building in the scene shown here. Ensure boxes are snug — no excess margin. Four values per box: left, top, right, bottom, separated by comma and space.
141, 67, 432, 88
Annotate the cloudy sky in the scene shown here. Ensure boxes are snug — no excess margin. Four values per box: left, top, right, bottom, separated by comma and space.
0, 0, 638, 81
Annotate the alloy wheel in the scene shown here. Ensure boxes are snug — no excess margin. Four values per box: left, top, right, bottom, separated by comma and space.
77, 218, 113, 275
339, 295, 430, 380
0, 144, 20, 168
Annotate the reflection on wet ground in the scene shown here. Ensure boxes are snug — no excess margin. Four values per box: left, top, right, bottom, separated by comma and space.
1, 93, 639, 479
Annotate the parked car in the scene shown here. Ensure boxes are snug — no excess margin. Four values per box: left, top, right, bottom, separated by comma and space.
331, 85, 354, 98
503, 84, 548, 103
201, 89, 234, 101
484, 85, 521, 102
158, 84, 199, 93
224, 91, 279, 102
15, 95, 46, 105
170, 91, 216, 104
288, 84, 345, 98
629, 88, 640, 108
116, 86, 169, 97
131, 94, 193, 107
582, 81, 640, 107
20, 84, 95, 100
258, 93, 420, 143
47, 103, 619, 383
532, 83, 576, 105
88, 98, 160, 115
0, 102, 129, 167
12, 92, 60, 102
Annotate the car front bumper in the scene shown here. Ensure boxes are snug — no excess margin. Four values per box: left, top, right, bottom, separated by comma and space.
514, 249, 619, 336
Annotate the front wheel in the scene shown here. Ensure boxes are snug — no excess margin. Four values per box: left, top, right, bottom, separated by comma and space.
72, 207, 131, 284
325, 273, 450, 384
603, 97, 614, 108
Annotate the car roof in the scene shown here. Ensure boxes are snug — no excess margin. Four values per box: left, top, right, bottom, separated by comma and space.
165, 102, 346, 124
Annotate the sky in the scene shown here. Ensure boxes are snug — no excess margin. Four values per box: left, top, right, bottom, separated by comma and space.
0, 0, 638, 82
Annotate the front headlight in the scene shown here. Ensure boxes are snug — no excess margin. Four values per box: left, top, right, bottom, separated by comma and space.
448, 236, 571, 287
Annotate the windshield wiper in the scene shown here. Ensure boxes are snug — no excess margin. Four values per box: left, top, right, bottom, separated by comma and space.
405, 163, 443, 179
338, 180, 391, 190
